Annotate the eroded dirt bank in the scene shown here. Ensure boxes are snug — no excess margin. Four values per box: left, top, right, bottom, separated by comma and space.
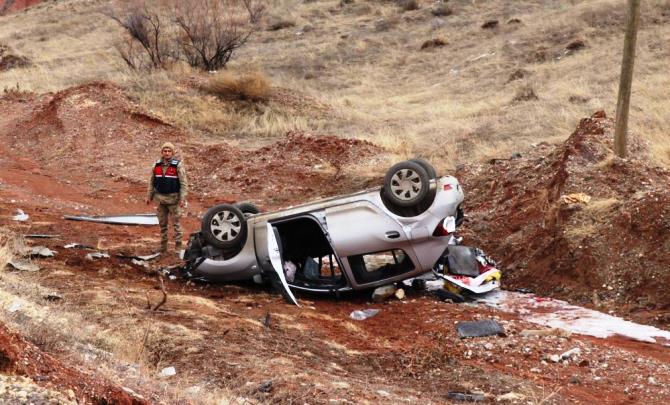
458, 112, 670, 327
0, 86, 669, 403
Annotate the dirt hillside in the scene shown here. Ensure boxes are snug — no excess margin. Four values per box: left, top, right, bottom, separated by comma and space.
458, 112, 670, 327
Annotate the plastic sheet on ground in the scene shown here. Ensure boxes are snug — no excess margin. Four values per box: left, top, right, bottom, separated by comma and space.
478, 290, 670, 346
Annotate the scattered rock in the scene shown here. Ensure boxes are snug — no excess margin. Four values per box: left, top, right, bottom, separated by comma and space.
561, 347, 581, 360
481, 20, 499, 29
159, 366, 176, 377
394, 288, 405, 300
507, 18, 522, 24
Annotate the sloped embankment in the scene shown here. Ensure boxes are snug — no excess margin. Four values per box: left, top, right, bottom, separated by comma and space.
458, 112, 670, 326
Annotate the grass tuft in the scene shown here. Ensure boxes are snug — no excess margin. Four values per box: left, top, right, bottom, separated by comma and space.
205, 70, 272, 102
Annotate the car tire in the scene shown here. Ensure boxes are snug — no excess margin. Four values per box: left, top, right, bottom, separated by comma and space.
201, 204, 247, 250
410, 158, 437, 180
383, 161, 430, 208
235, 202, 260, 217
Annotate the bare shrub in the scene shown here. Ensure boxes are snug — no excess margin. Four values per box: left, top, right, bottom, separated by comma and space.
106, 4, 174, 69
107, 0, 262, 71
512, 85, 539, 103
206, 70, 272, 102
420, 38, 447, 50
397, 0, 419, 12
2, 83, 32, 101
0, 44, 31, 71
431, 3, 452, 16
242, 0, 266, 24
174, 0, 257, 71
267, 17, 296, 31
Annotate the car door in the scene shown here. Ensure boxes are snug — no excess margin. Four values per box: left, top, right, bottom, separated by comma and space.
325, 201, 420, 287
264, 223, 299, 305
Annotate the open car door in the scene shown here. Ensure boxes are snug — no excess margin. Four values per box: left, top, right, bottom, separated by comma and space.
266, 223, 299, 306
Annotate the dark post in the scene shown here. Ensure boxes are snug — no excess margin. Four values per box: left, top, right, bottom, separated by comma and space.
614, 0, 642, 158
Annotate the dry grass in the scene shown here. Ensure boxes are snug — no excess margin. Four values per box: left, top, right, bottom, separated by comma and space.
1, 0, 670, 172
206, 70, 272, 102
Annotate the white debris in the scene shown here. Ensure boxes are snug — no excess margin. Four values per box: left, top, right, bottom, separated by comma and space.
29, 246, 56, 257
86, 252, 110, 260
372, 285, 396, 302
131, 259, 149, 268
12, 209, 29, 221
159, 366, 176, 377
561, 347, 581, 360
7, 299, 23, 313
8, 259, 40, 272
349, 309, 380, 321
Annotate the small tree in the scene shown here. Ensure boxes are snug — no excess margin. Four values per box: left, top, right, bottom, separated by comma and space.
107, 4, 175, 69
174, 0, 260, 71
107, 0, 264, 71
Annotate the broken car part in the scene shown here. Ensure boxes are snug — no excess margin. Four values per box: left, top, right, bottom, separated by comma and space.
456, 320, 506, 338
64, 214, 158, 226
116, 252, 161, 261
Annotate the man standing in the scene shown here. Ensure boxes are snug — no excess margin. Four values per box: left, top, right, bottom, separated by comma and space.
146, 142, 188, 253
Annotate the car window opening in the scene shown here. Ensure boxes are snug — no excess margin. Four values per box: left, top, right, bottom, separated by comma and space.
347, 249, 415, 284
274, 217, 346, 288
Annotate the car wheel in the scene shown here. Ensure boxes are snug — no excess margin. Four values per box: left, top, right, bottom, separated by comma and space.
383, 161, 430, 208
410, 158, 437, 180
235, 202, 260, 218
201, 204, 247, 250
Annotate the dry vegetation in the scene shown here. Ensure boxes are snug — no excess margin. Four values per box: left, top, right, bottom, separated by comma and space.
1, 0, 670, 168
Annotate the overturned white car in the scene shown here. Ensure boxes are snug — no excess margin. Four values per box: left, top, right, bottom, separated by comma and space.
183, 159, 500, 304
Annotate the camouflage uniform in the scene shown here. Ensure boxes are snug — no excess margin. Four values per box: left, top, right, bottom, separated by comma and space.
147, 159, 189, 252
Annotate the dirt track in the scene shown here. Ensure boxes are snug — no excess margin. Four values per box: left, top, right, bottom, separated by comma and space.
1, 86, 669, 403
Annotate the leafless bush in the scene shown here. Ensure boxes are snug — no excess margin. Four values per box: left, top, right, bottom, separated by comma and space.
242, 0, 266, 24
205, 70, 272, 102
174, 0, 256, 71
397, 0, 419, 12
107, 0, 263, 71
106, 4, 174, 69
